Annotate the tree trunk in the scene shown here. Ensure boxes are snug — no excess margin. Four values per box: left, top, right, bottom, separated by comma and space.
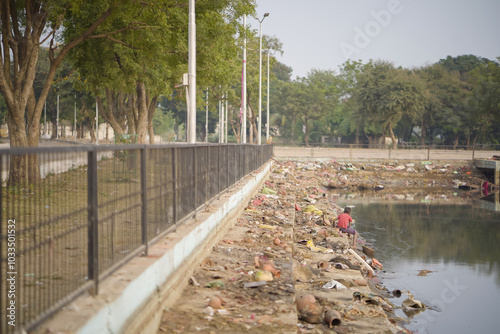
472, 133, 478, 148
88, 122, 96, 143
125, 94, 137, 135
365, 134, 373, 147
231, 120, 241, 143
135, 82, 149, 144
388, 121, 398, 149
6, 109, 29, 185
147, 95, 158, 144
453, 135, 459, 150
97, 91, 125, 135
303, 118, 310, 147
247, 104, 254, 144
51, 121, 57, 139
420, 118, 426, 146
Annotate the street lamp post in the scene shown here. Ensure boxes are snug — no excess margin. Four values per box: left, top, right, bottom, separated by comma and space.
266, 50, 270, 142
205, 88, 208, 142
257, 13, 269, 145
242, 15, 247, 144
74, 94, 77, 138
187, 0, 196, 143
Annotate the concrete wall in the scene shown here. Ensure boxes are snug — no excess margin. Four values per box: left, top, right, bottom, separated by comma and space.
35, 161, 272, 334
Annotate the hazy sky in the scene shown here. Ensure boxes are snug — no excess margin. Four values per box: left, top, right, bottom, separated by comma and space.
249, 0, 500, 79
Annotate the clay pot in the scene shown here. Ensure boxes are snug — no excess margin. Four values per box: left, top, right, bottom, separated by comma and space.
208, 295, 225, 309
354, 278, 367, 286
296, 296, 322, 324
317, 260, 330, 270
254, 256, 261, 268
392, 289, 402, 298
324, 309, 342, 327
273, 237, 281, 246
296, 295, 316, 312
262, 261, 281, 278
271, 269, 281, 278
318, 229, 329, 237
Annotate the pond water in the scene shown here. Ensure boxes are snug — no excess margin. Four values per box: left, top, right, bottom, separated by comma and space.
334, 193, 500, 334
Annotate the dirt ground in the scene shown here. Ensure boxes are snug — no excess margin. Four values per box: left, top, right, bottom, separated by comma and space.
156, 159, 492, 334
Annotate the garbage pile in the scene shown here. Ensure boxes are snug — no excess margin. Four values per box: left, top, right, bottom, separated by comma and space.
157, 160, 449, 333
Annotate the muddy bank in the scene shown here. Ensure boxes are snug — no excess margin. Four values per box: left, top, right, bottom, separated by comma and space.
157, 159, 487, 333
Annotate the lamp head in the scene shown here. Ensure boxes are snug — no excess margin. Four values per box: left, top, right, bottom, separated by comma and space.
264, 13, 270, 18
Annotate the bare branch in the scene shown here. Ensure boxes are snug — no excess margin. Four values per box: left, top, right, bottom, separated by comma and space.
38, 29, 55, 46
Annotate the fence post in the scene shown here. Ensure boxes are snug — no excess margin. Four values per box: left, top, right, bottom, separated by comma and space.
388, 147, 391, 159
140, 147, 148, 255
226, 145, 229, 189
172, 147, 177, 224
472, 145, 475, 160
193, 145, 197, 218
87, 148, 99, 295
217, 145, 221, 198
427, 146, 430, 160
349, 144, 353, 161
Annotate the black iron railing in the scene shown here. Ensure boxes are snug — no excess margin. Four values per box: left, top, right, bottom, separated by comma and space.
0, 143, 273, 333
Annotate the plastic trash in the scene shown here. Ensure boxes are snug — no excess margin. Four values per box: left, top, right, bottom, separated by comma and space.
261, 186, 277, 195
323, 279, 347, 290
306, 239, 333, 254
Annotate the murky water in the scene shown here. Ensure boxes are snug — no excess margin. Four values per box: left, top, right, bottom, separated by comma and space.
334, 193, 500, 334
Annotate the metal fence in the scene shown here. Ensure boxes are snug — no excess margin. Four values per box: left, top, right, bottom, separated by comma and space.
0, 143, 273, 333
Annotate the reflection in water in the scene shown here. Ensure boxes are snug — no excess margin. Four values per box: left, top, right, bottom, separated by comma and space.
335, 196, 500, 334
350, 202, 500, 285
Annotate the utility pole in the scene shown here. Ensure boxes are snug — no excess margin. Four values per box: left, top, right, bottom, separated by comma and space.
225, 91, 228, 143
187, 0, 196, 143
44, 100, 47, 137
257, 13, 269, 145
266, 51, 270, 142
205, 88, 208, 142
56, 94, 59, 139
242, 15, 247, 144
96, 98, 99, 145
74, 95, 77, 138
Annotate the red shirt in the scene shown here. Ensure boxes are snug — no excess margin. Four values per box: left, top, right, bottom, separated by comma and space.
336, 213, 352, 229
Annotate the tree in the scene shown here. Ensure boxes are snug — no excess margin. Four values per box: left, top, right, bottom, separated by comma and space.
414, 65, 459, 145
438, 54, 491, 78
354, 61, 425, 148
336, 60, 369, 144
71, 0, 257, 144
467, 58, 500, 144
0, 0, 125, 184
297, 69, 339, 146
436, 54, 496, 147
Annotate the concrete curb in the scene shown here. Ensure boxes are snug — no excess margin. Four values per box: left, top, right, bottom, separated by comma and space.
36, 162, 272, 334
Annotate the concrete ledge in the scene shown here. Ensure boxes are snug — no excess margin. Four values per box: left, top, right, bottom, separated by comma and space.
35, 162, 272, 334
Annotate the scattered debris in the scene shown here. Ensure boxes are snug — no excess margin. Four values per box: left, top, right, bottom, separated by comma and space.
157, 159, 487, 333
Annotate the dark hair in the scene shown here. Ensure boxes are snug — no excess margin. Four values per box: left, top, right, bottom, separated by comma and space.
344, 207, 351, 213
